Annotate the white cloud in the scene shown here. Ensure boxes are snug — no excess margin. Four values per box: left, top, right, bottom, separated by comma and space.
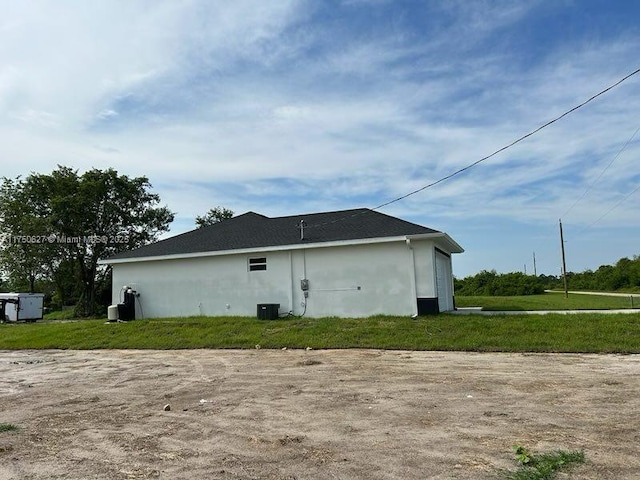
1, 0, 639, 274
97, 109, 118, 120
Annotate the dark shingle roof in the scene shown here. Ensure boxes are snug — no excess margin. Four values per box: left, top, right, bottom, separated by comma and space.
105, 208, 441, 261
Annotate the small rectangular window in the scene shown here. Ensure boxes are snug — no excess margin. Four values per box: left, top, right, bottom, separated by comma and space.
248, 257, 267, 271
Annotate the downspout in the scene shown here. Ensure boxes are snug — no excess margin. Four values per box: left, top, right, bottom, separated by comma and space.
406, 238, 419, 317
289, 250, 294, 314
301, 249, 308, 316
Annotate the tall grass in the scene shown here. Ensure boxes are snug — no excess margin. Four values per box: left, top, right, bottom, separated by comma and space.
1, 313, 639, 352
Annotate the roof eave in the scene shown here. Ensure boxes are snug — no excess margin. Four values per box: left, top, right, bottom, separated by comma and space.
98, 235, 411, 265
406, 233, 464, 254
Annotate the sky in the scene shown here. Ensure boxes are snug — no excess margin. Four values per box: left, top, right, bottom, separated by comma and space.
1, 0, 639, 278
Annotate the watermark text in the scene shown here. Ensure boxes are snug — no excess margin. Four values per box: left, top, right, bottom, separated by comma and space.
0, 233, 129, 245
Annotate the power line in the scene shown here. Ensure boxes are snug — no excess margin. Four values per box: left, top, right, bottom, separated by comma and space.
307, 66, 640, 229
561, 124, 640, 219
580, 182, 640, 232
371, 67, 640, 211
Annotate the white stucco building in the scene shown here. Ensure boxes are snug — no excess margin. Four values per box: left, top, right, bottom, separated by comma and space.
100, 209, 463, 319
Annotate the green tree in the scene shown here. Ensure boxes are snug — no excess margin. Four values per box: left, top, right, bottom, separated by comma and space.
0, 166, 174, 315
455, 270, 546, 296
0, 177, 57, 293
195, 206, 234, 228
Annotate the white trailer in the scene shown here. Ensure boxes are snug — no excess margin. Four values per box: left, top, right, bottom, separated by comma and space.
0, 293, 45, 322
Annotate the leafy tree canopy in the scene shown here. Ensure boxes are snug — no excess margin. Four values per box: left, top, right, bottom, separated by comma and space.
0, 166, 174, 315
195, 206, 234, 228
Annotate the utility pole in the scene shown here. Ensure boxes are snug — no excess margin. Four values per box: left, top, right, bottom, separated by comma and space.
559, 219, 568, 299
533, 251, 537, 277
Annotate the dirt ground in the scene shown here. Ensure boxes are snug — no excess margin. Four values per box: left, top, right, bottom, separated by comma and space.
0, 349, 639, 479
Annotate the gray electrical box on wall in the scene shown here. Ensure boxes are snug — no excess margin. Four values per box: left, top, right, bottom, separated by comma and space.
300, 279, 309, 291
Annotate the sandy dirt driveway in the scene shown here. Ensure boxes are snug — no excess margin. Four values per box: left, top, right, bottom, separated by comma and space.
0, 349, 639, 479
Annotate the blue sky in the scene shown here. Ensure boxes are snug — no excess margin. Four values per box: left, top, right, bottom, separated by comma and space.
1, 0, 639, 277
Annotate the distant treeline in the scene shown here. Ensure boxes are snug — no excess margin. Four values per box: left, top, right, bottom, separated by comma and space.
455, 255, 640, 296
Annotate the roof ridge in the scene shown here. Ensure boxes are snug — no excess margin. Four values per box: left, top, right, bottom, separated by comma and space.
271, 207, 370, 220
236, 211, 269, 219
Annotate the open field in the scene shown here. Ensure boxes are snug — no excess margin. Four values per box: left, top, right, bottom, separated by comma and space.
2, 313, 640, 352
455, 293, 638, 311
1, 349, 638, 479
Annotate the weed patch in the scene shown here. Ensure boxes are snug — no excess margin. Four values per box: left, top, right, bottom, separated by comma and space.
0, 423, 18, 433
503, 445, 586, 479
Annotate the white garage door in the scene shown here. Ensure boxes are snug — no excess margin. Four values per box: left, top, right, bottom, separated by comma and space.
435, 250, 453, 312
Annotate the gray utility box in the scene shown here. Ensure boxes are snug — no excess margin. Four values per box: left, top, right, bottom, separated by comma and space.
257, 303, 280, 320
0, 293, 45, 322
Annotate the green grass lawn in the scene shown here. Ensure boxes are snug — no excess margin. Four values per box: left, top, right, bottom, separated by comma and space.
455, 292, 638, 311
43, 309, 80, 321
1, 313, 640, 353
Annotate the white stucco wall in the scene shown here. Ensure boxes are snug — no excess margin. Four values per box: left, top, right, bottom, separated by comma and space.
296, 242, 415, 317
111, 251, 293, 318
111, 240, 425, 318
